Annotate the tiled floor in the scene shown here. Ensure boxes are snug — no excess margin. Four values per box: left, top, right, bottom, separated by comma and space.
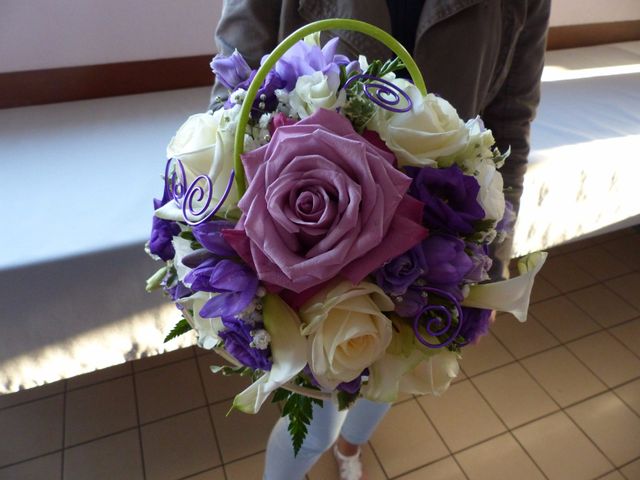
0, 228, 639, 480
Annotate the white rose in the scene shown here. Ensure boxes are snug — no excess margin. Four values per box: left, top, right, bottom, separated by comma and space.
437, 117, 496, 172
155, 108, 240, 222
299, 281, 394, 390
475, 160, 505, 222
368, 79, 468, 168
288, 71, 346, 119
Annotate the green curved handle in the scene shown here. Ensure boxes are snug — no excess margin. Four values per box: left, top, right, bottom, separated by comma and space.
233, 18, 427, 196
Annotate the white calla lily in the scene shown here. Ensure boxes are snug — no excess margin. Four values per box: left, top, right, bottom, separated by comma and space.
178, 291, 224, 350
233, 294, 307, 414
462, 251, 548, 322
171, 236, 195, 284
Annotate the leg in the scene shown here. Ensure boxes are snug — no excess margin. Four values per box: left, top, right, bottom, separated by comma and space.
339, 398, 391, 447
263, 399, 349, 480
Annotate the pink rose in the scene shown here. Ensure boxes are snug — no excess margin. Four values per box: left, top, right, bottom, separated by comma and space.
224, 109, 428, 293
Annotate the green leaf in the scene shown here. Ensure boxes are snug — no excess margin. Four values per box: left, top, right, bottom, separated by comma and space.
337, 390, 358, 411
271, 387, 291, 404
281, 393, 321, 456
164, 318, 192, 343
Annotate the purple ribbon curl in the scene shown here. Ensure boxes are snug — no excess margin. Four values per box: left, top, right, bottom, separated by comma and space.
343, 74, 412, 113
412, 287, 464, 349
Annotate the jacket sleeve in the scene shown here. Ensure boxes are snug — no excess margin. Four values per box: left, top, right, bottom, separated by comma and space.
209, 0, 282, 109
483, 0, 550, 278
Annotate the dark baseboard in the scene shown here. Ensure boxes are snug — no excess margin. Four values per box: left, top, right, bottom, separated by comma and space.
547, 20, 640, 50
1, 19, 639, 109
0, 54, 214, 109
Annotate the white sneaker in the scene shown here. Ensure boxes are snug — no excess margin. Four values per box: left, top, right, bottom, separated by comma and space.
332, 444, 365, 480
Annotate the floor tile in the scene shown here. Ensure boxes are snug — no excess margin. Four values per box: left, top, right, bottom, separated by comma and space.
567, 392, 640, 467
135, 357, 206, 423
308, 443, 386, 480
418, 380, 506, 452
370, 399, 448, 478
540, 255, 597, 293
606, 273, 640, 311
521, 346, 607, 407
133, 346, 195, 372
197, 352, 251, 404
621, 458, 640, 480
182, 467, 225, 480
513, 412, 612, 480
530, 275, 561, 303
395, 456, 466, 480
530, 296, 601, 342
0, 394, 63, 467
63, 429, 143, 480
568, 331, 640, 388
455, 433, 545, 480
598, 471, 625, 480
602, 235, 640, 269
225, 452, 265, 480
0, 380, 65, 410
65, 376, 138, 446
610, 318, 640, 356
459, 333, 514, 377
491, 314, 558, 359
0, 453, 61, 480
614, 379, 640, 415
141, 408, 221, 480
472, 363, 558, 429
210, 400, 280, 463
66, 362, 132, 390
566, 245, 632, 281
568, 284, 639, 328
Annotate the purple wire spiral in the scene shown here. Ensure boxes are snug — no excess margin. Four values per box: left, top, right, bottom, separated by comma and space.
343, 74, 412, 113
412, 287, 464, 349
163, 158, 235, 226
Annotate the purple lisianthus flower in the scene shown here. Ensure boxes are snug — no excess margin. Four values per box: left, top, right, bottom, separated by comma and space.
465, 242, 493, 283
150, 195, 181, 261
165, 281, 193, 302
459, 307, 492, 344
495, 200, 516, 241
303, 365, 365, 395
210, 50, 252, 90
185, 259, 259, 318
421, 234, 473, 287
406, 165, 485, 235
375, 245, 426, 296
219, 317, 272, 370
269, 37, 350, 91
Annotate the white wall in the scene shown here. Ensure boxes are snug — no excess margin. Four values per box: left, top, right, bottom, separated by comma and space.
550, 0, 640, 26
0, 0, 223, 73
1, 0, 639, 74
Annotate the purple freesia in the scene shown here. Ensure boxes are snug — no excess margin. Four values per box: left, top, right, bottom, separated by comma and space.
219, 317, 272, 370
193, 220, 237, 257
421, 234, 473, 287
406, 165, 485, 235
210, 50, 252, 90
268, 37, 350, 91
185, 259, 259, 318
465, 242, 493, 283
165, 281, 193, 302
459, 307, 492, 344
375, 245, 426, 296
150, 195, 180, 261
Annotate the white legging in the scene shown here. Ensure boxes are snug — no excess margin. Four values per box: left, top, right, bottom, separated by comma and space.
263, 398, 391, 479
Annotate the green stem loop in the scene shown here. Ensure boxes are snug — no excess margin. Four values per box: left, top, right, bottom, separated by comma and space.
232, 18, 427, 196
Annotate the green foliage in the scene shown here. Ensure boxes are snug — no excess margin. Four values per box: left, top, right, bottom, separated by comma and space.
337, 390, 358, 411
163, 318, 192, 343
281, 392, 321, 456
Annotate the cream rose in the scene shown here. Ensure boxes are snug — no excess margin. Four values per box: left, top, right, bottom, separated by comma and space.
289, 71, 346, 119
299, 281, 394, 390
475, 160, 505, 222
155, 108, 240, 222
368, 79, 468, 168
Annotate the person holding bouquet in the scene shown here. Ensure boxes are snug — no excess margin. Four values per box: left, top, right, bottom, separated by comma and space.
201, 1, 551, 479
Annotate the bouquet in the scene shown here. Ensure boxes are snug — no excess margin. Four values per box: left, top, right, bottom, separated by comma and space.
146, 19, 546, 453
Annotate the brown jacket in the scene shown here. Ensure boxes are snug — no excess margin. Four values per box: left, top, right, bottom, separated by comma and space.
212, 0, 551, 274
